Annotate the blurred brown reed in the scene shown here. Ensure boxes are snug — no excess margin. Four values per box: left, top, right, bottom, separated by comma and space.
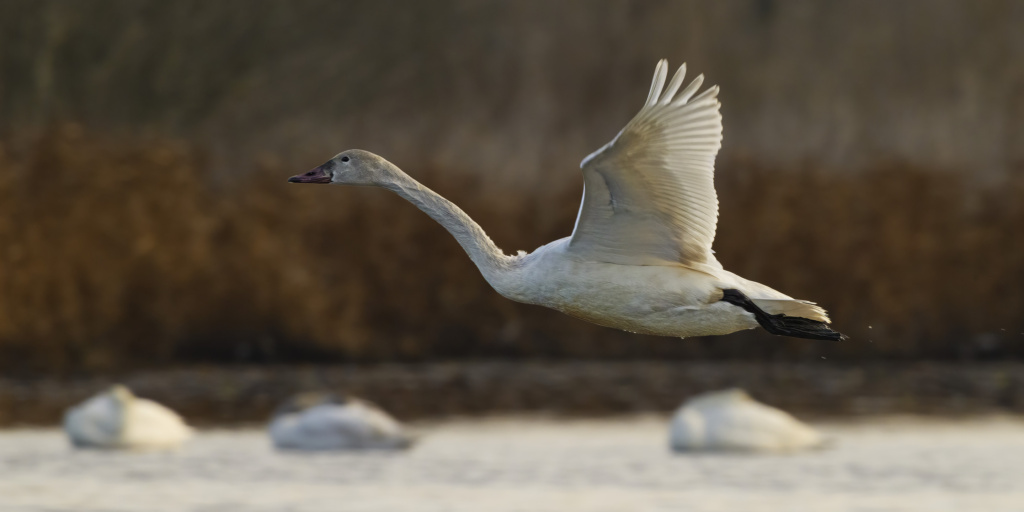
0, 125, 1022, 371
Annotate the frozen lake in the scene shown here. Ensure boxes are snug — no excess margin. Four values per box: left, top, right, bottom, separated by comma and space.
1, 416, 1023, 512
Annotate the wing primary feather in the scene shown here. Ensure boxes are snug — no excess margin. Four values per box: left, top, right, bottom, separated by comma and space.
672, 74, 705, 105
569, 61, 724, 268
645, 60, 669, 107
689, 85, 720, 104
659, 63, 687, 105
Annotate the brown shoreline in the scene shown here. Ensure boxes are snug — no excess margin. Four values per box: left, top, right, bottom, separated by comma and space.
1, 361, 1021, 426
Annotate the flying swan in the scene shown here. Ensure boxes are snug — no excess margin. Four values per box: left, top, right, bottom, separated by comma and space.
289, 60, 845, 341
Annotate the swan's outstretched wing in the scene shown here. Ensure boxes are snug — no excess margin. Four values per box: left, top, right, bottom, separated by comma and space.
568, 60, 723, 269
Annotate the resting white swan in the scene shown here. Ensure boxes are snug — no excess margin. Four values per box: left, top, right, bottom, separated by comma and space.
268, 393, 412, 450
669, 388, 824, 452
63, 384, 192, 450
289, 60, 844, 341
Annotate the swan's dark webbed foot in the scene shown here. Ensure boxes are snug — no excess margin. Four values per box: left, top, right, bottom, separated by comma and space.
719, 289, 847, 341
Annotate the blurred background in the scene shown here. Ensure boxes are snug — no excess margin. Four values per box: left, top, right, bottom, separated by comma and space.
3, 2, 1024, 511
0, 0, 1023, 421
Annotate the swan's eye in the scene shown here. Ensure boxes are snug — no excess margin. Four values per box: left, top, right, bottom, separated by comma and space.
340, 156, 350, 162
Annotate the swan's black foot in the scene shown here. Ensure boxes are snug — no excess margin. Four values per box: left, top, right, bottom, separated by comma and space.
720, 289, 847, 341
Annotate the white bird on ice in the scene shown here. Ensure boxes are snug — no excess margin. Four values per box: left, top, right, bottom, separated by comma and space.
63, 384, 192, 450
669, 388, 825, 452
268, 393, 412, 451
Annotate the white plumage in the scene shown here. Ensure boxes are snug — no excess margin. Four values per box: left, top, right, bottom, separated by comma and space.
572, 61, 722, 270
63, 384, 192, 450
289, 60, 844, 341
669, 388, 824, 452
268, 394, 412, 451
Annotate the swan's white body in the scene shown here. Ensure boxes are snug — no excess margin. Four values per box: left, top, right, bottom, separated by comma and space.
669, 388, 824, 452
501, 237, 784, 337
63, 385, 192, 450
290, 60, 841, 340
269, 395, 411, 451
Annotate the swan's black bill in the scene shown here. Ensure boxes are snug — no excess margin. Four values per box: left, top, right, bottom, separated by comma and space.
720, 289, 847, 341
288, 165, 331, 184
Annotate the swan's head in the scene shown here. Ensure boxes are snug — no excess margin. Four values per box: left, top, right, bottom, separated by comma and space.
108, 384, 135, 406
287, 149, 393, 186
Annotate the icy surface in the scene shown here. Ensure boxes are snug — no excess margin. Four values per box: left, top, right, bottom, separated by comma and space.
1, 416, 1023, 512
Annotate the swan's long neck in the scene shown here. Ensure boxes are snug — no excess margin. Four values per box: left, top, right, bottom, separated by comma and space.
381, 168, 521, 292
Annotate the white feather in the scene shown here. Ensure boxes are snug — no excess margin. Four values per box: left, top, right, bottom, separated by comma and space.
672, 74, 705, 105
659, 63, 688, 105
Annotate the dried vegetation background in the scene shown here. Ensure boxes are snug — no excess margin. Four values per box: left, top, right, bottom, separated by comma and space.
1, 1, 1023, 370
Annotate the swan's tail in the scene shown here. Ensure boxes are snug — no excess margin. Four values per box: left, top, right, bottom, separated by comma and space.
751, 298, 829, 323
720, 289, 846, 341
